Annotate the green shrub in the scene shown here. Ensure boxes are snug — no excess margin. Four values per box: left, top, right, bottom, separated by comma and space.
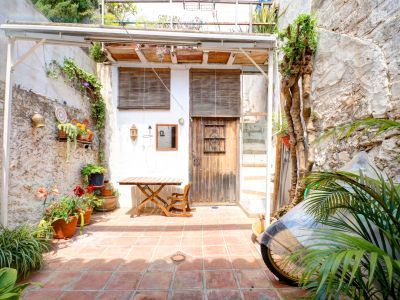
89, 42, 107, 63
0, 268, 34, 299
81, 164, 107, 176
0, 226, 50, 279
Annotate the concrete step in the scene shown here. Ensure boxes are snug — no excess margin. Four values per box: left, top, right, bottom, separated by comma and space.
242, 138, 265, 144
241, 163, 267, 168
242, 154, 267, 164
241, 182, 266, 193
242, 149, 266, 155
241, 189, 266, 197
244, 175, 267, 181
241, 167, 268, 177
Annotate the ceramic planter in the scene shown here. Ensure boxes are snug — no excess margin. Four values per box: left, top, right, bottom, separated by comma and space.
101, 189, 113, 197
77, 208, 93, 226
88, 173, 104, 186
52, 216, 78, 239
95, 195, 118, 212
58, 130, 67, 139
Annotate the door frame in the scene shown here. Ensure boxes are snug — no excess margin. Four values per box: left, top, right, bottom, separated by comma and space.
189, 116, 240, 205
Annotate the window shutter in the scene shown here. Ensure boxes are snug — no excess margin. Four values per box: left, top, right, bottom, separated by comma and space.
190, 69, 241, 117
118, 67, 171, 109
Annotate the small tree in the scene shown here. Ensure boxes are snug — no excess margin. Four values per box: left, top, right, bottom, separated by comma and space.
32, 0, 98, 23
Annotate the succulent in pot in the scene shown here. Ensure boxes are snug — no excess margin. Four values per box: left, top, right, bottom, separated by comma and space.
81, 164, 107, 187
57, 122, 83, 161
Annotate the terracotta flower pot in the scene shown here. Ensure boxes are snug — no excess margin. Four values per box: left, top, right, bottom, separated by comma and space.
101, 189, 113, 197
77, 208, 93, 226
282, 135, 290, 149
95, 195, 118, 212
52, 216, 78, 239
58, 130, 67, 139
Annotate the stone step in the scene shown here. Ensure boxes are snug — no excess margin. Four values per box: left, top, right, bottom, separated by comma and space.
241, 182, 267, 193
241, 163, 267, 168
241, 167, 267, 177
242, 154, 267, 164
244, 175, 267, 181
241, 189, 266, 197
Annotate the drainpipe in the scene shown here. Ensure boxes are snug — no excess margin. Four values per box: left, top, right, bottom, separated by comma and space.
1, 38, 15, 227
265, 50, 274, 226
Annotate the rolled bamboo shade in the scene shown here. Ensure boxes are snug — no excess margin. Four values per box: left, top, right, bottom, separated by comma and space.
190, 69, 241, 117
118, 67, 171, 109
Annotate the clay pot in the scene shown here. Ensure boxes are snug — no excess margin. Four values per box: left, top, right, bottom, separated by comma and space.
77, 208, 93, 226
52, 216, 78, 239
101, 189, 113, 197
282, 135, 290, 149
95, 195, 118, 212
77, 133, 90, 142
58, 130, 67, 139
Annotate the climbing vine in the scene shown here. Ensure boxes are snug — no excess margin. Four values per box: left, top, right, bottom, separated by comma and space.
275, 14, 318, 218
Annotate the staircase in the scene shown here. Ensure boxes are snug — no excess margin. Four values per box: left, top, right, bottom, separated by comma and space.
240, 121, 271, 215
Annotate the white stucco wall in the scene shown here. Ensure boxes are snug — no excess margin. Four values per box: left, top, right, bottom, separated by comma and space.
107, 66, 190, 207
0, 0, 95, 109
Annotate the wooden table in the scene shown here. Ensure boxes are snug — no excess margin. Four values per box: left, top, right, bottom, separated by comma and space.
119, 177, 183, 217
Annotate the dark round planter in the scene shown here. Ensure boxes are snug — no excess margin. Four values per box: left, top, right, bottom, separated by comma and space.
88, 173, 104, 186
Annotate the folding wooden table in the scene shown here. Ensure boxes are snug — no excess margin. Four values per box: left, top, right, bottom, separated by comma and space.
119, 177, 183, 217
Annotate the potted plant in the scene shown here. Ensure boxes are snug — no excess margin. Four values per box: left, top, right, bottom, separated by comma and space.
76, 120, 95, 142
81, 164, 107, 187
96, 188, 119, 212
57, 122, 82, 161
101, 180, 114, 197
43, 195, 81, 239
74, 185, 103, 226
273, 113, 290, 148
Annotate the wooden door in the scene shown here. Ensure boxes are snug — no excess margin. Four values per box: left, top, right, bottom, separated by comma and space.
190, 117, 239, 204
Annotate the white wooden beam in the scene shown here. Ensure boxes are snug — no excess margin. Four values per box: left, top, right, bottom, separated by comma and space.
265, 50, 274, 226
1, 38, 15, 227
227, 52, 236, 65
170, 46, 178, 64
12, 39, 46, 70
202, 51, 208, 65
135, 48, 148, 63
239, 48, 268, 79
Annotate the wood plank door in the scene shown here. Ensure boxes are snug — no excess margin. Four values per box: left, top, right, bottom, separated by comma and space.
190, 117, 239, 204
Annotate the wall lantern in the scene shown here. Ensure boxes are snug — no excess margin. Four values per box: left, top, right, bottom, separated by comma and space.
31, 112, 45, 128
130, 125, 138, 140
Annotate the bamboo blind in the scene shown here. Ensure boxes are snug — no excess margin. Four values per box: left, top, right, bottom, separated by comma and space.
190, 69, 241, 117
118, 67, 171, 109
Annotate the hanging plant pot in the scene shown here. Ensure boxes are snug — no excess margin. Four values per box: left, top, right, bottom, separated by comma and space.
52, 216, 78, 239
77, 208, 93, 226
88, 173, 105, 186
58, 130, 67, 139
95, 195, 118, 212
281, 135, 290, 149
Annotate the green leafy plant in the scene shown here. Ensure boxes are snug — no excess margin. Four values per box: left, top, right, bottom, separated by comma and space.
0, 226, 50, 279
252, 2, 278, 34
291, 171, 400, 299
32, 0, 98, 23
317, 117, 400, 143
0, 268, 38, 299
279, 14, 318, 75
43, 196, 79, 224
57, 123, 82, 161
81, 164, 107, 177
89, 42, 107, 63
273, 113, 289, 136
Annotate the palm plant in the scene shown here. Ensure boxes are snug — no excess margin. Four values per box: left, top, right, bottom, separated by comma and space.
291, 170, 400, 299
0, 225, 50, 279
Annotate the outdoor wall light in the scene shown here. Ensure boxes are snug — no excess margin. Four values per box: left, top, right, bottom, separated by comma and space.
130, 125, 138, 141
31, 112, 45, 128
178, 117, 185, 126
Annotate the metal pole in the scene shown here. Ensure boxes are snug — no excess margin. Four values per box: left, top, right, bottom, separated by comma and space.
102, 0, 105, 25
265, 50, 274, 226
1, 38, 15, 227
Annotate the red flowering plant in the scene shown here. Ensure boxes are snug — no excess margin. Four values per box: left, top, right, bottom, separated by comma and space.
74, 185, 103, 211
36, 186, 60, 214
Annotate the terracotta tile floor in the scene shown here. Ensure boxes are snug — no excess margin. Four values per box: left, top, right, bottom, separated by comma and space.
23, 206, 304, 300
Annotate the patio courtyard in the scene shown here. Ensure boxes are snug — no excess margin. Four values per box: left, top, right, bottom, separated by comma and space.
23, 207, 303, 300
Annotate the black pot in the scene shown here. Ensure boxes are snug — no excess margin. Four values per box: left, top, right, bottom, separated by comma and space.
88, 173, 104, 186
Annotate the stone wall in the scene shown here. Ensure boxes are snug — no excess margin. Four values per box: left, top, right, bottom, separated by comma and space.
310, 0, 400, 180
1, 83, 97, 227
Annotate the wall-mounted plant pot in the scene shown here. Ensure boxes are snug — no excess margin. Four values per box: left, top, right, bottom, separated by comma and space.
77, 208, 93, 226
89, 173, 105, 187
58, 130, 67, 139
52, 216, 78, 239
95, 195, 118, 212
281, 135, 290, 149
